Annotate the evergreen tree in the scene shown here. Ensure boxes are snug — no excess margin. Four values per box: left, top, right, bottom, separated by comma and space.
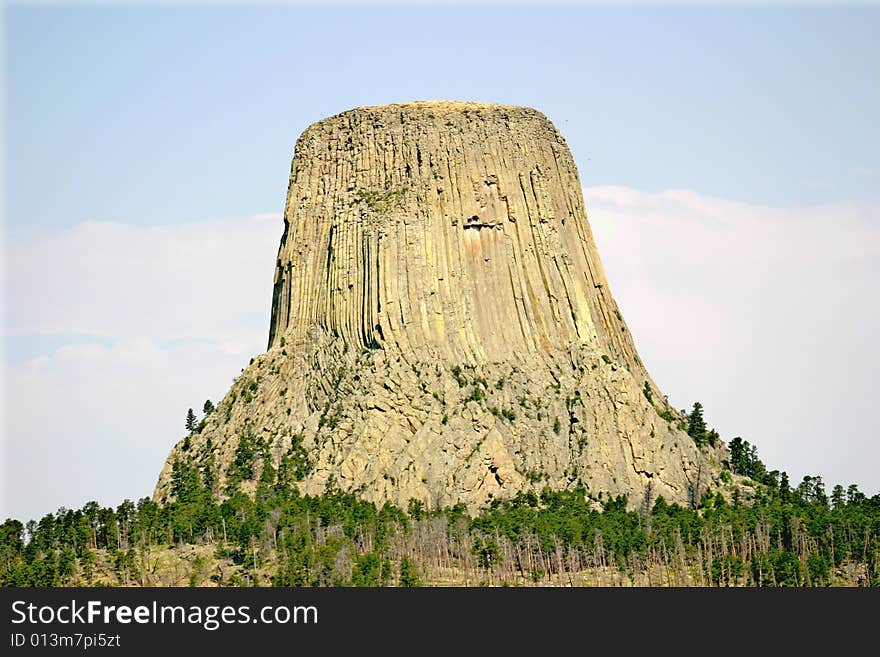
729, 437, 748, 474
399, 556, 422, 587
58, 547, 76, 582
3, 425, 879, 588
831, 484, 845, 509
687, 402, 707, 446
779, 472, 791, 502
846, 484, 865, 505
203, 400, 215, 416
185, 408, 197, 433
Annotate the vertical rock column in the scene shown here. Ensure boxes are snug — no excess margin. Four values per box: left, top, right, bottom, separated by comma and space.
267, 102, 641, 371
154, 101, 726, 512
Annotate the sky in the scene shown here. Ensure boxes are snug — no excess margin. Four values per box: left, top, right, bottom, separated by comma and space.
3, 5, 879, 521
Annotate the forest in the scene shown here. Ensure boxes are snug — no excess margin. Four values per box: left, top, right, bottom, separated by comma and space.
2, 429, 878, 587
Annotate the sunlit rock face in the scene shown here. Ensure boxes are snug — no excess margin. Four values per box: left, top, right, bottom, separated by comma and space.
155, 102, 726, 511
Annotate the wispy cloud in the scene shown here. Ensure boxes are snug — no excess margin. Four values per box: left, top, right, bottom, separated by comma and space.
586, 186, 879, 495
4, 214, 281, 519
3, 190, 879, 520
7, 214, 281, 352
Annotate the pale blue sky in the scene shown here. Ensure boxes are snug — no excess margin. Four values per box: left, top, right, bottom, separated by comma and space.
7, 6, 880, 236
4, 6, 880, 520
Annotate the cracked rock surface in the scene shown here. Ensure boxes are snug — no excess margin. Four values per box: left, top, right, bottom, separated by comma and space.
154, 101, 725, 510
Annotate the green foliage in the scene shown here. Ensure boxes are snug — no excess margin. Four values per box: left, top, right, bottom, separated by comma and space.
353, 186, 406, 213
114, 548, 140, 584
807, 554, 830, 585
79, 550, 95, 583
773, 551, 802, 586
451, 365, 468, 387
407, 499, 425, 520
185, 408, 197, 433
831, 484, 846, 509
277, 434, 313, 484
351, 552, 379, 586
464, 386, 485, 404
473, 536, 500, 569
490, 406, 516, 421
687, 402, 707, 446
3, 432, 879, 587
525, 470, 543, 484
189, 555, 206, 587
797, 475, 828, 505
705, 429, 720, 447
172, 460, 204, 504
711, 555, 744, 586
553, 417, 561, 435
643, 382, 653, 403
226, 432, 258, 489
317, 412, 339, 429
399, 556, 422, 587
728, 437, 772, 483
240, 378, 260, 404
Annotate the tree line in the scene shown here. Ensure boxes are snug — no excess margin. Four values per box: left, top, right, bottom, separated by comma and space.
2, 412, 878, 586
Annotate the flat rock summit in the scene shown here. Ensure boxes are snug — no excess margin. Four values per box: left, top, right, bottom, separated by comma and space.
155, 101, 726, 511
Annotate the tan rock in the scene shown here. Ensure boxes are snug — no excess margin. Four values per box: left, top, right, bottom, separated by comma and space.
154, 101, 726, 511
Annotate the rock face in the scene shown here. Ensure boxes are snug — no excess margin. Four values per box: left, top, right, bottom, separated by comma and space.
154, 101, 726, 511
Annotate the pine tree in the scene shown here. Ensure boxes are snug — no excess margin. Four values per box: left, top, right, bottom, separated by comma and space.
729, 437, 748, 474
831, 484, 845, 508
779, 472, 791, 502
399, 556, 422, 587
687, 402, 707, 446
203, 399, 215, 416
185, 408, 197, 434
846, 484, 865, 505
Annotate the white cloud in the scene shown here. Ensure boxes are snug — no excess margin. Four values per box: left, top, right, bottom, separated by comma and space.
4, 214, 281, 519
4, 336, 259, 520
7, 214, 281, 353
586, 186, 880, 494
3, 191, 879, 520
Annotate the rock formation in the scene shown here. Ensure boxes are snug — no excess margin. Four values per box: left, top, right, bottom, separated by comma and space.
154, 101, 726, 511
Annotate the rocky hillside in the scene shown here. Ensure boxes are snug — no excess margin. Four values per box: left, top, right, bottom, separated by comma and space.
154, 101, 726, 510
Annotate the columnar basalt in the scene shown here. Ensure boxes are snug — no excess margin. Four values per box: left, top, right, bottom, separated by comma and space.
155, 101, 726, 511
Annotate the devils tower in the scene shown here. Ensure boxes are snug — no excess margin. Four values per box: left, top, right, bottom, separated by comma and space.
155, 101, 726, 510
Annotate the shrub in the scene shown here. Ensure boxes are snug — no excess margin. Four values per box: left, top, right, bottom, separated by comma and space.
464, 386, 485, 404
399, 556, 422, 587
